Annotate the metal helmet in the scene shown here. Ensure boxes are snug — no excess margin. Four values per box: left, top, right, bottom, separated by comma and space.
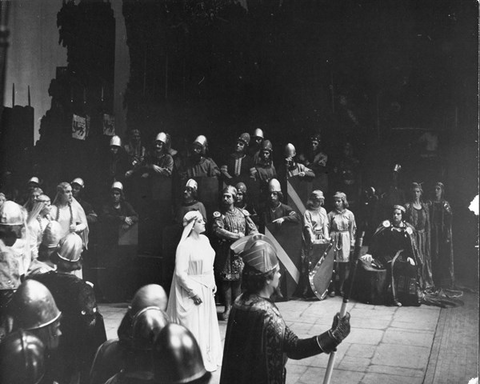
111, 181, 123, 191
0, 201, 26, 226
185, 179, 198, 191
235, 182, 247, 195
27, 177, 40, 186
253, 128, 264, 139
241, 234, 279, 273
110, 135, 122, 147
10, 280, 61, 331
284, 143, 296, 158
237, 132, 251, 146
268, 178, 282, 193
41, 221, 63, 249
131, 284, 168, 314
56, 233, 83, 263
155, 132, 168, 144
0, 330, 46, 384
153, 323, 209, 384
70, 178, 85, 188
131, 307, 169, 350
261, 139, 273, 152
193, 135, 208, 148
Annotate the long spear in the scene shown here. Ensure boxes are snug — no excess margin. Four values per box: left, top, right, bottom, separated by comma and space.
323, 231, 365, 384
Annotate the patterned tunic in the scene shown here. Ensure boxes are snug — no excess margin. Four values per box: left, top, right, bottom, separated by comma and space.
220, 293, 323, 384
212, 207, 257, 281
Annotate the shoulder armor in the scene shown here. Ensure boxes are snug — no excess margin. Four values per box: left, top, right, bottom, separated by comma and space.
213, 211, 221, 218
406, 226, 413, 235
241, 209, 250, 217
382, 220, 391, 228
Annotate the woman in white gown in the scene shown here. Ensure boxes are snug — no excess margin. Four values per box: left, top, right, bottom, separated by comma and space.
167, 210, 222, 372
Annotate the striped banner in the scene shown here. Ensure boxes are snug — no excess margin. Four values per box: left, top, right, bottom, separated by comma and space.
265, 227, 301, 284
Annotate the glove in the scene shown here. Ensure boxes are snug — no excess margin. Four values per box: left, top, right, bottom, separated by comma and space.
317, 312, 351, 353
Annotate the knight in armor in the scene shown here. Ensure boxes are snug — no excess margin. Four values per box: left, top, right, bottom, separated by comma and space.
249, 128, 265, 164
99, 182, 138, 302
37, 221, 63, 269
298, 133, 329, 194
300, 190, 330, 298
260, 178, 300, 232
29, 232, 106, 384
254, 139, 277, 207
234, 182, 258, 225
220, 133, 257, 185
179, 135, 220, 182
103, 307, 169, 384
220, 234, 351, 384
212, 186, 258, 321
327, 192, 356, 297
360, 205, 420, 306
90, 284, 168, 384
153, 323, 212, 384
71, 178, 98, 225
104, 135, 130, 190
0, 330, 46, 384
8, 280, 62, 384
140, 132, 174, 179
175, 179, 207, 225
278, 143, 315, 187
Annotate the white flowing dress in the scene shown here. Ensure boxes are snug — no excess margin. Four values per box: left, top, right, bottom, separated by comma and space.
166, 234, 222, 372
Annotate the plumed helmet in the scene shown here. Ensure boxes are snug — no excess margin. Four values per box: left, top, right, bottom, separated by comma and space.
0, 201, 26, 226
261, 139, 273, 152
235, 182, 247, 195
56, 233, 83, 263
193, 135, 208, 148
237, 132, 251, 146
185, 179, 198, 191
27, 177, 40, 186
110, 135, 122, 147
253, 128, 264, 139
111, 181, 123, 191
131, 284, 168, 314
222, 185, 237, 199
0, 331, 46, 384
131, 307, 169, 351
153, 323, 209, 384
70, 178, 84, 188
41, 221, 63, 249
284, 143, 296, 157
241, 234, 279, 273
311, 190, 325, 200
155, 132, 168, 144
268, 178, 282, 193
10, 280, 61, 331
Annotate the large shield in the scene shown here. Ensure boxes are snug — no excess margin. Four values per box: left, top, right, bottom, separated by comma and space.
265, 221, 303, 300
308, 241, 335, 300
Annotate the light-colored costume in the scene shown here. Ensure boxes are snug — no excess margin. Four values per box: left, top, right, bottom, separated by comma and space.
328, 209, 356, 263
167, 212, 222, 372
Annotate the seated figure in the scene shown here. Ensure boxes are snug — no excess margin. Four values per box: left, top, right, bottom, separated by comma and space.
360, 205, 420, 307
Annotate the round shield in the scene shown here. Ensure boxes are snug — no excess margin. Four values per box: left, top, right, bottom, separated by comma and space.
308, 242, 335, 300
